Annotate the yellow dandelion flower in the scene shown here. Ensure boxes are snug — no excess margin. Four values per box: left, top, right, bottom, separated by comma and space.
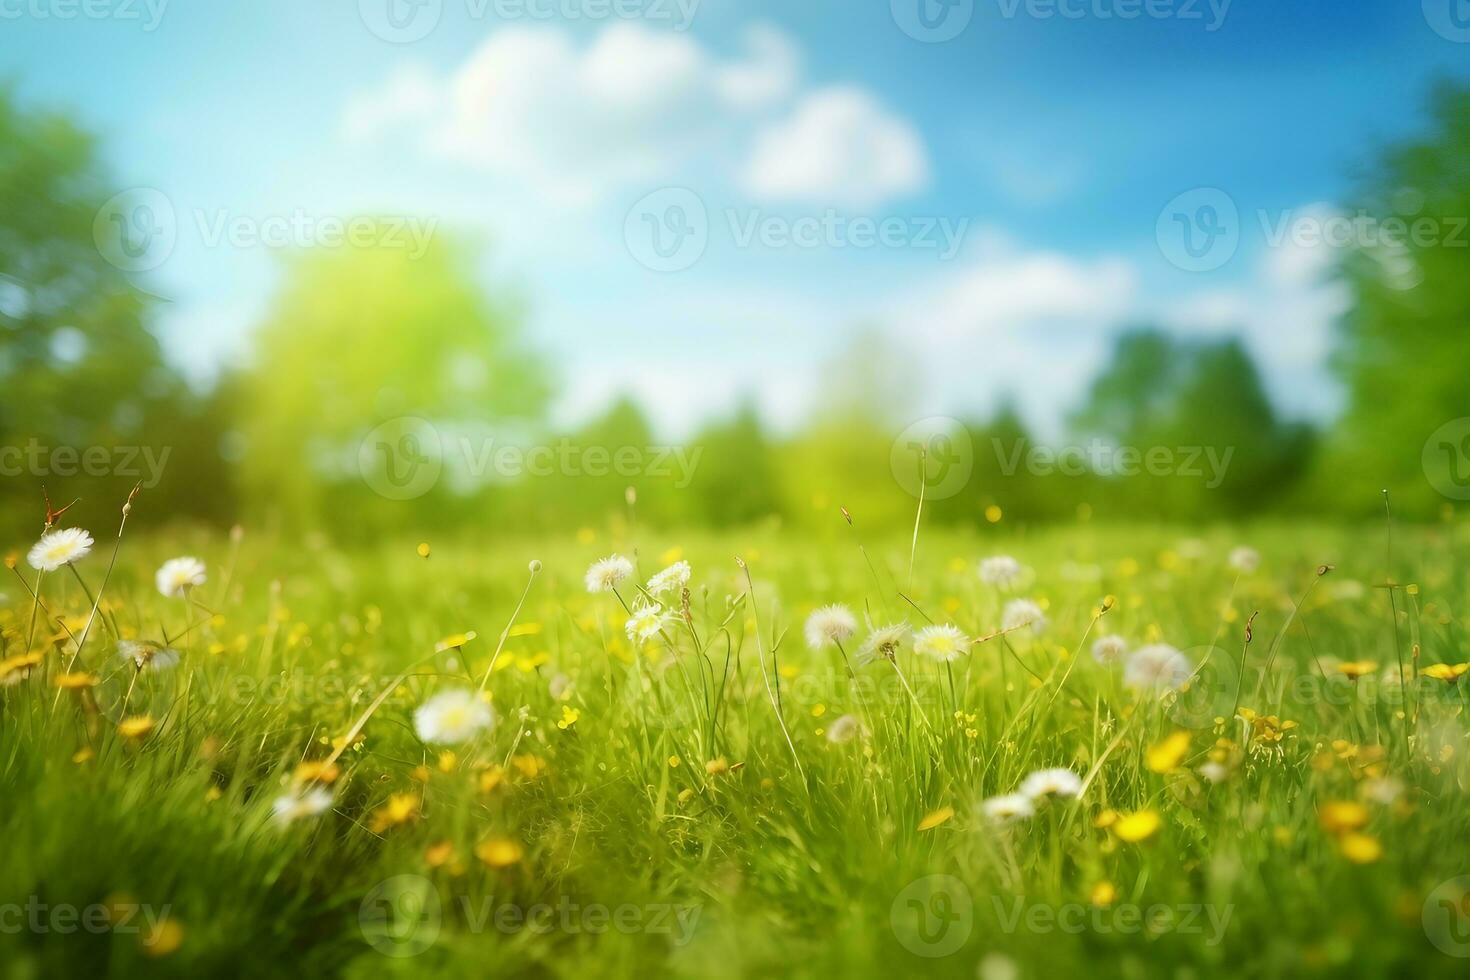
511, 754, 546, 779
1093, 808, 1119, 829
557, 705, 580, 730
1318, 800, 1370, 835
435, 631, 477, 652
72, 747, 95, 765
437, 751, 459, 774
1089, 881, 1118, 907
1112, 810, 1161, 843
475, 836, 524, 868
53, 672, 98, 690
425, 840, 456, 868
117, 716, 156, 740
1146, 731, 1191, 774
478, 765, 506, 794
416, 542, 431, 558
293, 760, 341, 785
1339, 832, 1382, 864
1420, 663, 1468, 683
0, 651, 43, 685
369, 793, 420, 833
918, 806, 955, 831
1336, 661, 1378, 680
668, 755, 681, 768
140, 919, 184, 957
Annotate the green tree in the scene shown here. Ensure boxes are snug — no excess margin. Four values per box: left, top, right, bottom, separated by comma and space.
240, 236, 549, 533
1324, 83, 1470, 517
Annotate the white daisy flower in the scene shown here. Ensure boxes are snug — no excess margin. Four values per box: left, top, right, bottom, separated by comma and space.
825, 713, 865, 744
1123, 643, 1192, 691
1228, 546, 1260, 574
625, 601, 668, 644
27, 528, 93, 571
856, 623, 910, 665
980, 792, 1035, 824
646, 560, 691, 596
271, 787, 334, 827
805, 604, 857, 650
978, 555, 1023, 588
1019, 767, 1084, 801
1091, 634, 1128, 665
585, 554, 634, 593
913, 624, 969, 662
413, 688, 494, 745
119, 640, 180, 672
155, 556, 207, 598
1198, 761, 1229, 784
1001, 599, 1046, 635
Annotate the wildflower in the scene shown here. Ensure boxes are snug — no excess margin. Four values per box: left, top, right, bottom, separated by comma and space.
435, 631, 477, 652
1236, 707, 1297, 743
706, 757, 729, 776
369, 793, 420, 833
424, 840, 456, 868
979, 555, 1023, 588
625, 601, 668, 644
646, 560, 691, 596
1420, 662, 1468, 683
1360, 777, 1403, 805
1145, 731, 1192, 773
27, 528, 93, 571
1019, 767, 1084, 800
1227, 546, 1260, 574
1123, 644, 1191, 691
140, 919, 184, 957
1199, 761, 1229, 784
980, 793, 1035, 825
53, 671, 98, 690
1318, 800, 1369, 834
585, 554, 634, 593
271, 787, 333, 827
1338, 832, 1382, 864
913, 624, 969, 662
805, 604, 857, 650
117, 716, 157, 740
476, 836, 524, 868
556, 705, 580, 730
1090, 881, 1118, 907
155, 557, 206, 598
119, 640, 180, 672
1336, 661, 1378, 681
1001, 599, 1046, 635
826, 713, 864, 744
1111, 809, 1161, 843
1091, 634, 1128, 665
918, 806, 955, 831
413, 688, 494, 745
856, 623, 910, 665
292, 760, 341, 785
0, 652, 43, 686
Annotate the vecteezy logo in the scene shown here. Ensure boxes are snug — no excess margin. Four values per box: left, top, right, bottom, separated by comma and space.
1424, 876, 1470, 956
1423, 418, 1470, 501
890, 417, 974, 501
1156, 188, 1239, 272
1169, 645, 1239, 729
93, 188, 177, 273
359, 875, 441, 957
891, 875, 972, 957
359, 0, 442, 43
1423, 0, 1470, 43
359, 417, 444, 501
891, 0, 974, 42
623, 188, 709, 272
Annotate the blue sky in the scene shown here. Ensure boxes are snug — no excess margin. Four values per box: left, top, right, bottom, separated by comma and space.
5, 0, 1468, 437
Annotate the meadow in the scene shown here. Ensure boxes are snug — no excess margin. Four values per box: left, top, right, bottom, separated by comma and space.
4, 510, 1470, 979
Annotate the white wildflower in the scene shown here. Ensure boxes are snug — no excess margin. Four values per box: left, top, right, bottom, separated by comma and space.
584, 554, 634, 593
1019, 767, 1084, 801
413, 688, 494, 745
646, 560, 691, 596
1228, 546, 1260, 574
913, 624, 969, 662
271, 787, 334, 827
805, 604, 857, 650
1001, 599, 1046, 635
119, 640, 180, 672
978, 555, 1023, 588
625, 601, 668, 644
1091, 634, 1128, 665
980, 793, 1035, 824
156, 556, 207, 598
27, 528, 93, 571
1123, 643, 1192, 691
825, 714, 865, 744
856, 623, 910, 665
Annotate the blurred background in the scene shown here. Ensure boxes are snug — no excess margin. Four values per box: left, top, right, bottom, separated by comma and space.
1, 1, 1469, 540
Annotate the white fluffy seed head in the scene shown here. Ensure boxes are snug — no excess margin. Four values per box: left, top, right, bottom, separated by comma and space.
584, 554, 634, 593
805, 604, 857, 650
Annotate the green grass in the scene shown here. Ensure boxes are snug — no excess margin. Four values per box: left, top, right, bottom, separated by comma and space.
3, 520, 1470, 979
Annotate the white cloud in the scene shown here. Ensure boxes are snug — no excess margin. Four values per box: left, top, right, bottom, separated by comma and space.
344, 23, 804, 205
741, 86, 928, 208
